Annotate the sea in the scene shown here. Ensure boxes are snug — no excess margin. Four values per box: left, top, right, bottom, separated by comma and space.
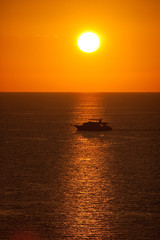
0, 93, 160, 240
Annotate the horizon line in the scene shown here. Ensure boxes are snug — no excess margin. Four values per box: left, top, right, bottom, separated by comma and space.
0, 91, 160, 93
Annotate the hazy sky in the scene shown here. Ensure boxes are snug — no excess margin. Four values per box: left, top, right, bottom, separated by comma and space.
0, 0, 159, 92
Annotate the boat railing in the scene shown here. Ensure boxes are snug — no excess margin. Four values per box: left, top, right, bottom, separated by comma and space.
89, 118, 102, 122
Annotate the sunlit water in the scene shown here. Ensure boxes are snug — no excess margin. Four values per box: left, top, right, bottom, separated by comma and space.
0, 93, 160, 240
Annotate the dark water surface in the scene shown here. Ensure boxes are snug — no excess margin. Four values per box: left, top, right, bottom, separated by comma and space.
0, 93, 160, 240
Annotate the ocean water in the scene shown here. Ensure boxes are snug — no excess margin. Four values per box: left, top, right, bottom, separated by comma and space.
0, 93, 160, 240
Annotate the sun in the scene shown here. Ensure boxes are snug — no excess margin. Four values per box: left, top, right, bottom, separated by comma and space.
78, 32, 100, 53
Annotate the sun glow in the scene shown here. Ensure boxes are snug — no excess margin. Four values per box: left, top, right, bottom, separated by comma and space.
78, 32, 100, 53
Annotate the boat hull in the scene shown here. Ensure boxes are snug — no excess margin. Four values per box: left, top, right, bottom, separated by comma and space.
75, 125, 112, 131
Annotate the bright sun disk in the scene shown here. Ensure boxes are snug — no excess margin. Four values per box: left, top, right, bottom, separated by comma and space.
78, 32, 100, 53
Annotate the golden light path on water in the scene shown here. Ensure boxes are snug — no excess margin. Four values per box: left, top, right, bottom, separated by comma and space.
58, 94, 115, 239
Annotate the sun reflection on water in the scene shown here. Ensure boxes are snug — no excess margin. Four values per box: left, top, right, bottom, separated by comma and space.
60, 132, 114, 239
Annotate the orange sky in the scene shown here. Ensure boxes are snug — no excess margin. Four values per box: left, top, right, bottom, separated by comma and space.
0, 0, 160, 92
